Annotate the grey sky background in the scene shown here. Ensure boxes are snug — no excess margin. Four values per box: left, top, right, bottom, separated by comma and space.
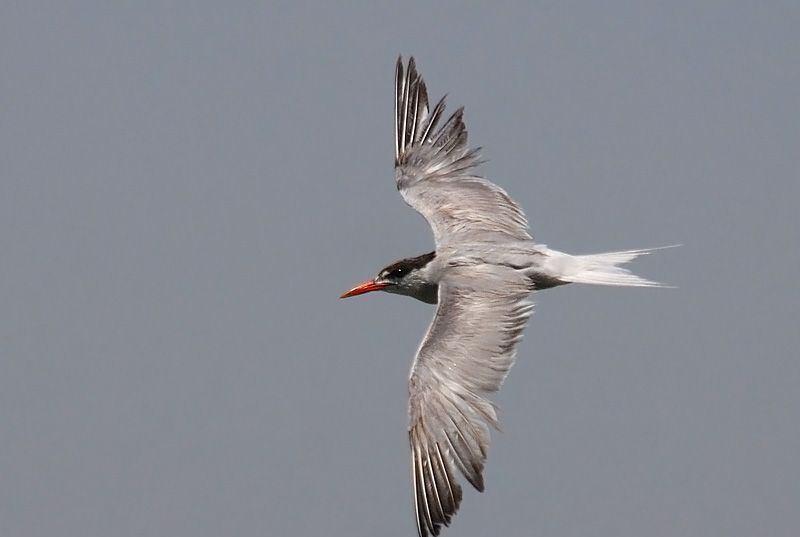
2, 2, 798, 536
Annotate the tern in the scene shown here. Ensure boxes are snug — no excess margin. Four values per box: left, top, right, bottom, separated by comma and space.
341, 57, 673, 537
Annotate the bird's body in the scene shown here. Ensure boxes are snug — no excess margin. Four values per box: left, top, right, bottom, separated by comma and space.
341, 57, 672, 537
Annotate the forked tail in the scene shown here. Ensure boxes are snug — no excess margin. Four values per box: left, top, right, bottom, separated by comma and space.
548, 245, 678, 288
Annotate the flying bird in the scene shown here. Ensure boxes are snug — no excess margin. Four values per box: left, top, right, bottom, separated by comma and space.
340, 56, 672, 537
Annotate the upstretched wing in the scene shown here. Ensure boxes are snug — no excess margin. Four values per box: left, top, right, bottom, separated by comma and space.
408, 264, 534, 536
394, 56, 532, 247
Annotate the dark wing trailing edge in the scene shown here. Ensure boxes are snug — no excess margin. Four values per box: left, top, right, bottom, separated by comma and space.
394, 56, 532, 246
407, 266, 535, 537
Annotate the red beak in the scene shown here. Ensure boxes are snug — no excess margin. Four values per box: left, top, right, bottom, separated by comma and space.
340, 280, 388, 298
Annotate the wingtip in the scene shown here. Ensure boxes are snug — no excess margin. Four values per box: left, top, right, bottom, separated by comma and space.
407, 56, 418, 82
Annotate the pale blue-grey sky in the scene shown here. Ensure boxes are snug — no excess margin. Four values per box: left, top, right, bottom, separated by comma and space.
1, 2, 798, 536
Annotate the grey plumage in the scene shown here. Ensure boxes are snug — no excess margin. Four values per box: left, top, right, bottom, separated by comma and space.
343, 56, 672, 537
395, 58, 530, 247
408, 267, 534, 536
395, 56, 538, 536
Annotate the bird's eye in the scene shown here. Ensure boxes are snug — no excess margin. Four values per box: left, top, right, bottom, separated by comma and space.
390, 268, 406, 278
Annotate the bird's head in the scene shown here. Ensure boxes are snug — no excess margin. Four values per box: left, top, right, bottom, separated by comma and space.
340, 251, 438, 303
